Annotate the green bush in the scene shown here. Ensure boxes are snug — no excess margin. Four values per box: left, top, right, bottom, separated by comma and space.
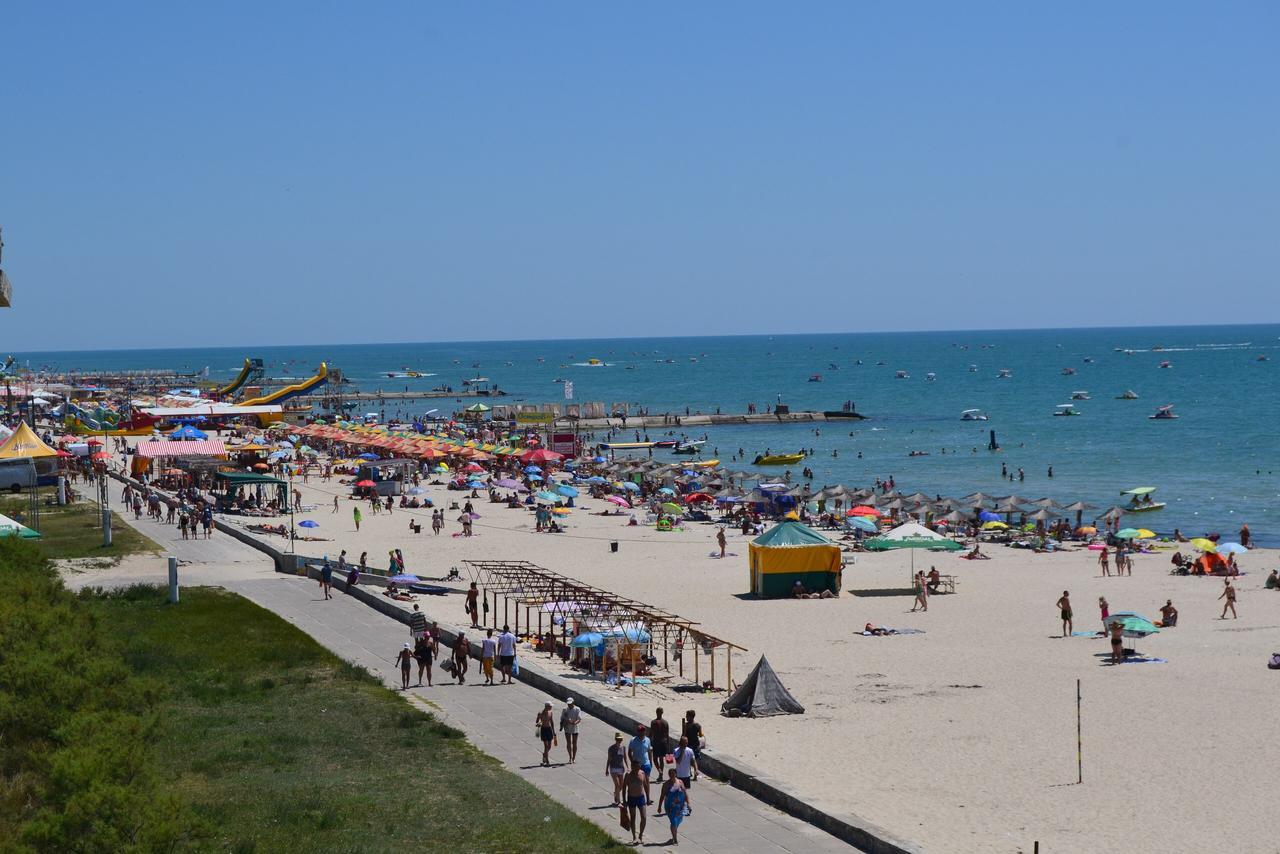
0, 537, 196, 851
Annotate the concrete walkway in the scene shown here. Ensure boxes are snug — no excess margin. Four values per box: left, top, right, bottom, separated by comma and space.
79, 495, 858, 851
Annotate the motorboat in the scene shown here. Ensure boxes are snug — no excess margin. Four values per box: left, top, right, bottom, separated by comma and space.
895, 370, 910, 379
1053, 403, 1081, 416
382, 368, 435, 378
652, 440, 677, 448
1121, 486, 1165, 512
808, 374, 823, 382
968, 364, 978, 372
960, 409, 989, 421
753, 452, 805, 466
1061, 367, 1077, 376
1148, 404, 1179, 420
672, 440, 706, 455
1070, 390, 1091, 400
1083, 357, 1094, 363
925, 372, 937, 381
1116, 390, 1139, 400
997, 368, 1012, 378
573, 358, 610, 367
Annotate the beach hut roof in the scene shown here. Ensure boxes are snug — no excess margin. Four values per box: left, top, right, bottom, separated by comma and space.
752, 520, 833, 548
721, 656, 804, 717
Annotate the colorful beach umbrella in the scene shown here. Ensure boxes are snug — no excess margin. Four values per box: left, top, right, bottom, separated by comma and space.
1215, 542, 1247, 555
605, 495, 631, 509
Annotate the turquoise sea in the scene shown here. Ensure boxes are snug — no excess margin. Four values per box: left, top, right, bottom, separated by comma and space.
18, 324, 1280, 545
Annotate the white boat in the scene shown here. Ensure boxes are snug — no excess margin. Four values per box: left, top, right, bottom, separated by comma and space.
895, 370, 910, 379
968, 364, 978, 372
1148, 404, 1179, 420
960, 409, 989, 421
1116, 390, 1139, 400
925, 372, 937, 381
997, 368, 1012, 379
1053, 403, 1081, 417
1070, 390, 1091, 400
1122, 486, 1166, 512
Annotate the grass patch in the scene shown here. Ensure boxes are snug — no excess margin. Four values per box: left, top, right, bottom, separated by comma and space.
0, 491, 159, 561
82, 586, 620, 853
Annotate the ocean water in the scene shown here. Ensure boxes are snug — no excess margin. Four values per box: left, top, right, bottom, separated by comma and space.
17, 324, 1280, 545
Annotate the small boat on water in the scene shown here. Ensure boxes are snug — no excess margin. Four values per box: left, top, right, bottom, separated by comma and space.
1070, 390, 1091, 400
1062, 367, 1077, 376
754, 452, 805, 466
672, 440, 706, 455
895, 370, 910, 379
961, 409, 989, 421
925, 372, 937, 381
1122, 486, 1166, 512
997, 368, 1013, 379
383, 368, 435, 378
968, 364, 978, 372
1148, 404, 1179, 420
1053, 403, 1082, 417
1116, 390, 1139, 400
808, 374, 823, 383
652, 440, 677, 448
574, 358, 610, 367
1258, 355, 1269, 362
1159, 360, 1172, 369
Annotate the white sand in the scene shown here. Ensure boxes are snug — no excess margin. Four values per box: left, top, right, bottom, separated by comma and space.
195, 470, 1280, 852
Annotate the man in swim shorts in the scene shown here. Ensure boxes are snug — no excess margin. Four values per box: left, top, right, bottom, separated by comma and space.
1056, 591, 1073, 637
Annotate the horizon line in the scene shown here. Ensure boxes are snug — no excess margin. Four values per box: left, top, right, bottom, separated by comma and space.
11, 320, 1278, 358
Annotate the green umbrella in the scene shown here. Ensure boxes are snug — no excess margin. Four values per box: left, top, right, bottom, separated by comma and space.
660, 502, 683, 515
1115, 528, 1142, 539
1104, 612, 1159, 657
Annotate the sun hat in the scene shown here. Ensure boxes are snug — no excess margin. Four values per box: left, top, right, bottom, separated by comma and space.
566, 697, 575, 705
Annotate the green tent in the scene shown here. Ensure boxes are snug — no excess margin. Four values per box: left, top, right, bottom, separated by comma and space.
0, 512, 40, 539
748, 521, 842, 598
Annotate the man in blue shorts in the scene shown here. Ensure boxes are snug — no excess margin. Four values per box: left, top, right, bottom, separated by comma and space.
628, 724, 655, 805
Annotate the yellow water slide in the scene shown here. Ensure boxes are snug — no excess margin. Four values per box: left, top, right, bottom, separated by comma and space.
238, 363, 328, 406
219, 358, 254, 396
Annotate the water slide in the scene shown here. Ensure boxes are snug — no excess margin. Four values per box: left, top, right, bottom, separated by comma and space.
238, 363, 328, 407
219, 358, 255, 397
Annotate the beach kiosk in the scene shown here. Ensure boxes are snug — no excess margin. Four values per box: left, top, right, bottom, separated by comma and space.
747, 520, 842, 598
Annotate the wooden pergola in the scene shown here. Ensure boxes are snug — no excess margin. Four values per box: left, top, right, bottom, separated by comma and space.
463, 560, 747, 693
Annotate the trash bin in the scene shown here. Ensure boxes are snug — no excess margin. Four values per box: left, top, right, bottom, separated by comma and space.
610, 541, 619, 553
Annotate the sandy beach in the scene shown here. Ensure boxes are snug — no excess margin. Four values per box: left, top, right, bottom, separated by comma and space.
170, 466, 1276, 854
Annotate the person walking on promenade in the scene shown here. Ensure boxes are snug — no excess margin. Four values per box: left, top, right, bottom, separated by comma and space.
559, 697, 581, 764
629, 725, 655, 805
535, 702, 557, 767
681, 710, 704, 760
353, 505, 362, 531
671, 735, 699, 814
497, 624, 517, 684
623, 765, 649, 843
409, 603, 427, 640
395, 642, 413, 689
466, 582, 480, 628
659, 770, 688, 845
606, 732, 629, 806
319, 558, 333, 600
1056, 591, 1073, 637
649, 708, 671, 779
480, 629, 497, 685
1219, 579, 1238, 619
413, 633, 434, 686
716, 528, 727, 559
452, 632, 469, 684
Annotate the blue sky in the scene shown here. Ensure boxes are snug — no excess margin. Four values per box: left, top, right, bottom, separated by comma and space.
2, 2, 1276, 350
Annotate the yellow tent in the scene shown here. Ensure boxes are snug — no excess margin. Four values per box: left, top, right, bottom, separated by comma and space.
0, 421, 58, 459
748, 520, 842, 598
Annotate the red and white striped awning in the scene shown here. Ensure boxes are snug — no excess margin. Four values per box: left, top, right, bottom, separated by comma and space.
135, 439, 228, 458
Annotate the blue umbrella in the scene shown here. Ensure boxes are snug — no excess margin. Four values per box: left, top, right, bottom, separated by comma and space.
268, 450, 289, 460
563, 460, 578, 469
407, 486, 425, 495
593, 455, 608, 463
978, 510, 1001, 522
846, 515, 879, 533
658, 486, 676, 495
1215, 542, 1247, 555
535, 490, 561, 504
298, 520, 319, 528
570, 631, 605, 649
585, 475, 607, 484
620, 481, 641, 492
467, 480, 486, 488
358, 452, 379, 460
605, 626, 652, 643
526, 474, 543, 482
524, 465, 543, 474
557, 485, 579, 498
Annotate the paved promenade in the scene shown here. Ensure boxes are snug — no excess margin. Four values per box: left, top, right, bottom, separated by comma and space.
78, 502, 859, 852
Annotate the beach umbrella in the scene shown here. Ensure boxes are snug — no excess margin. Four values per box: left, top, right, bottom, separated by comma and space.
1076, 526, 1097, 535
981, 520, 1008, 530
584, 475, 607, 484
846, 515, 879, 533
535, 490, 562, 504
1215, 542, 1247, 555
494, 477, 521, 489
848, 505, 881, 517
552, 507, 571, 516
684, 492, 713, 504
1087, 543, 1107, 551
978, 510, 1002, 522
557, 485, 579, 498
961, 492, 994, 505
620, 481, 641, 492
298, 520, 319, 528
520, 448, 563, 464
570, 632, 605, 649
991, 499, 1026, 513
937, 510, 969, 524
1104, 611, 1160, 656
1134, 528, 1156, 539
605, 495, 631, 509
466, 480, 486, 489
524, 465, 543, 474
356, 479, 376, 488
657, 486, 676, 495
1115, 528, 1142, 539
407, 486, 425, 495
91, 451, 111, 460
464, 462, 485, 473
252, 462, 270, 470
1026, 509, 1056, 522
660, 502, 682, 515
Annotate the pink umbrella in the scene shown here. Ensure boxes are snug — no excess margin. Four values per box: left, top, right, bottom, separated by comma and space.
606, 495, 631, 509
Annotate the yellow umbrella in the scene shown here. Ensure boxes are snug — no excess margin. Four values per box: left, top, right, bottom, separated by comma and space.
981, 520, 1009, 530
1189, 538, 1216, 553
1135, 528, 1156, 539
